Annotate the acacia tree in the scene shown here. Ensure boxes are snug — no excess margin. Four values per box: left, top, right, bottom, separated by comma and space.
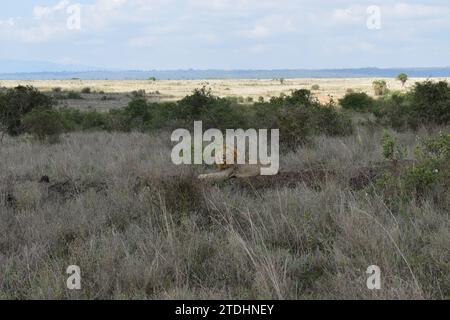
397, 73, 408, 87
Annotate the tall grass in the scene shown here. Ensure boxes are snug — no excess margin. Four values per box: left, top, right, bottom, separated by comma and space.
0, 128, 448, 299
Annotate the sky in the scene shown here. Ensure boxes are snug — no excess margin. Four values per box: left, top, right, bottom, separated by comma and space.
0, 0, 449, 70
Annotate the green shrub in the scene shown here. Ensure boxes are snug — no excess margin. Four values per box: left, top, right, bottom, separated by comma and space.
178, 87, 217, 120
277, 105, 312, 149
339, 92, 375, 112
66, 91, 83, 99
376, 133, 449, 206
120, 98, 153, 131
310, 105, 353, 136
311, 84, 320, 91
381, 130, 406, 162
373, 80, 388, 96
22, 107, 64, 143
81, 87, 92, 94
397, 73, 408, 87
373, 81, 450, 129
81, 111, 111, 131
0, 86, 54, 136
263, 89, 353, 150
131, 90, 146, 99
409, 80, 450, 125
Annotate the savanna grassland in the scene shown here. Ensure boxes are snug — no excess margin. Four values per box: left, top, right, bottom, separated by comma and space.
3, 77, 449, 108
0, 79, 448, 300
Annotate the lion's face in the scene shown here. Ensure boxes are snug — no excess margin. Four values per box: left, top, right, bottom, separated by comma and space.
215, 145, 238, 171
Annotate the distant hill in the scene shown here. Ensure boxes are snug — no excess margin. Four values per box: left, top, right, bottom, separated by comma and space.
1, 67, 450, 80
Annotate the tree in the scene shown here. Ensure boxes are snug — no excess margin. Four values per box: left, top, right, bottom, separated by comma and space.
372, 80, 388, 96
22, 107, 65, 143
397, 73, 408, 87
339, 92, 375, 112
0, 86, 54, 136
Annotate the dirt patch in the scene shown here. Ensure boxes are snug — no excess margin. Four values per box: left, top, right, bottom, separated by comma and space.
227, 170, 335, 191
42, 177, 108, 202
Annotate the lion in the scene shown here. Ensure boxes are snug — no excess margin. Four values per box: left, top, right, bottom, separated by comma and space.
198, 145, 263, 181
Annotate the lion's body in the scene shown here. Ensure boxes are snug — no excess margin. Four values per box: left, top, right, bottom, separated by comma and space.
199, 145, 268, 181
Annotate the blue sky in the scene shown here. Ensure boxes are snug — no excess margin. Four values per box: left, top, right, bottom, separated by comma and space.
0, 0, 449, 70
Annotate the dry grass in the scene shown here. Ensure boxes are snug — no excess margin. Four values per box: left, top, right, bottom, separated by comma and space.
3, 78, 450, 106
0, 127, 448, 300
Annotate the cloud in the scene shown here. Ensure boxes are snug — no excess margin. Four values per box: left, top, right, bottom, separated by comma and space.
0, 18, 16, 27
240, 14, 296, 39
33, 0, 70, 19
0, 0, 449, 69
241, 25, 271, 38
128, 35, 157, 48
388, 3, 450, 19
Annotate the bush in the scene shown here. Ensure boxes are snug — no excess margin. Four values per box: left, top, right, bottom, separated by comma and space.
310, 105, 353, 136
80, 111, 111, 131
81, 87, 92, 94
376, 133, 449, 206
66, 91, 83, 99
0, 86, 54, 136
277, 105, 312, 149
373, 80, 450, 129
339, 92, 375, 112
131, 90, 146, 99
373, 80, 388, 96
409, 80, 450, 125
257, 89, 353, 150
22, 107, 65, 143
397, 73, 408, 87
7, 86, 353, 149
120, 98, 154, 131
311, 84, 320, 91
177, 87, 217, 120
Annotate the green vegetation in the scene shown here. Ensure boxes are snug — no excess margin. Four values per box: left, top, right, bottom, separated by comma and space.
0, 81, 449, 300
2, 81, 450, 150
22, 107, 65, 143
374, 80, 450, 129
339, 80, 450, 130
81, 87, 92, 94
377, 132, 449, 208
372, 80, 388, 96
0, 85, 54, 136
397, 73, 408, 87
339, 92, 375, 112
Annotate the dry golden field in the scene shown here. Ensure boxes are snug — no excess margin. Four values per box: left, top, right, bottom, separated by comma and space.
3, 78, 449, 105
